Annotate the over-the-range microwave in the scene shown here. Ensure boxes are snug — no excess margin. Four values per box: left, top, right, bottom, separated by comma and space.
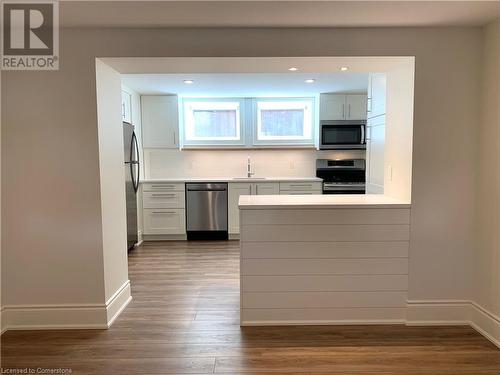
319, 120, 366, 150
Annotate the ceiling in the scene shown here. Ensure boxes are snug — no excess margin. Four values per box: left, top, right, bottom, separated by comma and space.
60, 1, 500, 28
121, 72, 369, 96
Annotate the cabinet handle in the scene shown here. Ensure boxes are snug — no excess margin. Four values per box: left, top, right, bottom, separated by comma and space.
249, 185, 252, 195
342, 104, 345, 118
173, 131, 176, 145
348, 104, 351, 118
152, 211, 176, 214
255, 185, 258, 195
151, 193, 176, 197
151, 185, 174, 189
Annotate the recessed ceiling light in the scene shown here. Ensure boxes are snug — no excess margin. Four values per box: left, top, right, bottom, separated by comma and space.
340, 66, 349, 71
305, 79, 316, 83
183, 80, 194, 84
288, 67, 299, 71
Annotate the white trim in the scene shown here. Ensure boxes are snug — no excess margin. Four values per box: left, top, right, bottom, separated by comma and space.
406, 299, 500, 349
106, 280, 132, 327
242, 319, 406, 326
1, 280, 132, 333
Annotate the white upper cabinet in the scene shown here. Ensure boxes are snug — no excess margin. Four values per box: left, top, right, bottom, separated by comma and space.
121, 91, 132, 123
320, 94, 346, 121
141, 95, 179, 148
367, 73, 387, 119
345, 95, 368, 120
320, 94, 367, 121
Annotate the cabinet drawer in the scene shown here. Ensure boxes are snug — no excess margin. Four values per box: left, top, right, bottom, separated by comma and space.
143, 191, 185, 209
280, 190, 322, 195
279, 182, 322, 191
143, 209, 186, 235
142, 182, 184, 192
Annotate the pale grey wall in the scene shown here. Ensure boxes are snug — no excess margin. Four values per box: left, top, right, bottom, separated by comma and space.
2, 26, 482, 308
476, 19, 500, 315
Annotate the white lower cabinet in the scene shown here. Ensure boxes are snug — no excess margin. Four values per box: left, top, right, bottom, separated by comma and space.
143, 209, 186, 235
279, 181, 322, 195
142, 182, 186, 236
229, 182, 280, 234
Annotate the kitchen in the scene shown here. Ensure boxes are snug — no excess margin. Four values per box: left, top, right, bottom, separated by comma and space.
3, 3, 500, 372
121, 64, 392, 244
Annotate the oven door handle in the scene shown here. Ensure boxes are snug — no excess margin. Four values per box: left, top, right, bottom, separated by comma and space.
361, 125, 366, 144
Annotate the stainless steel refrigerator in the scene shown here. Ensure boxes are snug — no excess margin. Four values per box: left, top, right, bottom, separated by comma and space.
123, 122, 140, 250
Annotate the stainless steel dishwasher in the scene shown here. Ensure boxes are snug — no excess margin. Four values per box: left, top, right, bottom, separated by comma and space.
186, 183, 228, 240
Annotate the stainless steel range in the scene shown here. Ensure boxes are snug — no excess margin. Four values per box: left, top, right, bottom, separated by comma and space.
316, 159, 366, 194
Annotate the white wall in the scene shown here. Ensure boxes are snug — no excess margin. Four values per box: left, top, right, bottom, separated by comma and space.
475, 18, 500, 333
95, 60, 130, 303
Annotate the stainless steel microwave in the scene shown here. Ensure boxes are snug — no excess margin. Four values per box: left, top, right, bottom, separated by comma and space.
319, 120, 366, 150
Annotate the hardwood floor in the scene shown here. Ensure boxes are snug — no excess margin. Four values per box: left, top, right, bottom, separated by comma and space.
2, 240, 500, 374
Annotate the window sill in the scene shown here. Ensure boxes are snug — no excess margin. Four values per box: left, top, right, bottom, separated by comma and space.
181, 145, 318, 150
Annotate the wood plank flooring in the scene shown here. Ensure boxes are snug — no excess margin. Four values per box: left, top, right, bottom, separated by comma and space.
2, 240, 500, 374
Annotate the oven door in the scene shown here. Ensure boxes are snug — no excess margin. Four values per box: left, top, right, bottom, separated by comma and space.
320, 121, 366, 150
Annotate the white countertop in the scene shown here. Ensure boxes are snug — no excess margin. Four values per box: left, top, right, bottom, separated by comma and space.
238, 194, 411, 209
141, 177, 322, 183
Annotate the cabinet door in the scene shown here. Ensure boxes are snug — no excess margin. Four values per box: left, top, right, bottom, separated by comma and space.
367, 74, 386, 119
320, 94, 346, 120
346, 95, 367, 120
255, 182, 279, 195
366, 115, 385, 194
122, 91, 132, 123
143, 209, 186, 235
228, 183, 252, 234
141, 96, 179, 148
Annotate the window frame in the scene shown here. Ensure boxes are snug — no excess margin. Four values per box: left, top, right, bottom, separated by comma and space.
181, 98, 246, 147
252, 98, 315, 146
180, 96, 316, 149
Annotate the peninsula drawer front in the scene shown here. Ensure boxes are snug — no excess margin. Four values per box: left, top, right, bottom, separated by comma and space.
143, 191, 185, 209
143, 209, 186, 235
279, 182, 322, 191
142, 182, 184, 192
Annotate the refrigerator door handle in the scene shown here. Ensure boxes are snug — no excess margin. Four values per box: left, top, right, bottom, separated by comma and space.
130, 131, 140, 193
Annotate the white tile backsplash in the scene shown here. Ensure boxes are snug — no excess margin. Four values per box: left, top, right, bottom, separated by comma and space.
144, 148, 365, 179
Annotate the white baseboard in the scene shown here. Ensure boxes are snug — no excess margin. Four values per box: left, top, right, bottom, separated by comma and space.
1, 307, 7, 335
242, 319, 406, 326
407, 299, 500, 349
406, 300, 470, 325
469, 301, 500, 349
106, 280, 132, 327
1, 280, 131, 333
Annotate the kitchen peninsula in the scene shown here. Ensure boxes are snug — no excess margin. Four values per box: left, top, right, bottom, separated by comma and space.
239, 194, 411, 325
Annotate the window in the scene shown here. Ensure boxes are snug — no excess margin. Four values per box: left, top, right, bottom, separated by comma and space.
181, 97, 315, 148
255, 100, 313, 144
183, 100, 243, 145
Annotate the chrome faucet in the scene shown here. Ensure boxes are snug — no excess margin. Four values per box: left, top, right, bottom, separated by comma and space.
247, 156, 255, 178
